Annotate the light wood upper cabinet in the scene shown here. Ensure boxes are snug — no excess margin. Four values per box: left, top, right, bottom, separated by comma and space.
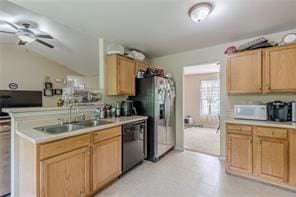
105, 55, 136, 96
40, 147, 90, 197
93, 136, 121, 191
227, 133, 253, 175
227, 50, 262, 94
264, 44, 296, 93
227, 44, 296, 94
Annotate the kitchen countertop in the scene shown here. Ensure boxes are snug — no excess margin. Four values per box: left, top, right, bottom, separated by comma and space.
225, 118, 296, 129
3, 105, 100, 113
16, 116, 148, 144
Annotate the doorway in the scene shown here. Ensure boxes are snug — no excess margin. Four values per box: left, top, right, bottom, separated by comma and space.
183, 63, 220, 156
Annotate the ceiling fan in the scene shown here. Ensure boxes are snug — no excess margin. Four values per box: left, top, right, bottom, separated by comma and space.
0, 20, 54, 48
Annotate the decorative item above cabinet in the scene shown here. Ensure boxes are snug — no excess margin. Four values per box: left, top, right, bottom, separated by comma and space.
227, 44, 296, 94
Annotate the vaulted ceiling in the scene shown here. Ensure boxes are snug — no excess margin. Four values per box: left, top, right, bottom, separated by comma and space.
1, 0, 296, 75
0, 0, 99, 76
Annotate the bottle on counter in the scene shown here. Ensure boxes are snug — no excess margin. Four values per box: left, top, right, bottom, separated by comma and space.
116, 102, 121, 117
99, 106, 105, 119
111, 105, 116, 117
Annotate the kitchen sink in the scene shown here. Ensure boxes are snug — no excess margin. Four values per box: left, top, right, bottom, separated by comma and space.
35, 120, 114, 135
35, 124, 87, 134
76, 120, 114, 127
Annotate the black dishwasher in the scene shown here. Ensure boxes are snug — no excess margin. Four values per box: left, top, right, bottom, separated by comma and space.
122, 121, 145, 173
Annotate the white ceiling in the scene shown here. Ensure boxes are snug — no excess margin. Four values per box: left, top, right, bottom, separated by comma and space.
184, 62, 219, 75
0, 0, 99, 76
9, 0, 296, 59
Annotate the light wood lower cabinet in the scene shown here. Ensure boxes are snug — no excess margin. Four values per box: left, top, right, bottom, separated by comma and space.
93, 136, 121, 190
226, 124, 294, 190
253, 136, 288, 183
18, 127, 122, 197
40, 147, 90, 197
227, 133, 253, 174
289, 131, 296, 186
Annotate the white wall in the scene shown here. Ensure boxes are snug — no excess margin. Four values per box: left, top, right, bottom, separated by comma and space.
0, 44, 79, 107
152, 28, 296, 155
184, 72, 219, 128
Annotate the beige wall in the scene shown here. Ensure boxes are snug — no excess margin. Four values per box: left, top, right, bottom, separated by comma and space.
0, 44, 79, 107
184, 73, 219, 128
152, 28, 296, 156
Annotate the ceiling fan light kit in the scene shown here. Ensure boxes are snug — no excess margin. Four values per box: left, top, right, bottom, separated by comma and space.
189, 2, 213, 22
0, 20, 55, 48
17, 30, 36, 43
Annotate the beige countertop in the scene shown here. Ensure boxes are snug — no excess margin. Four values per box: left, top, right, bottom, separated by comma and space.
225, 118, 296, 129
3, 104, 100, 113
16, 116, 148, 144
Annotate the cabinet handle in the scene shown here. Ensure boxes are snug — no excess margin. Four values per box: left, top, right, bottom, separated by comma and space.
266, 84, 271, 90
249, 139, 253, 143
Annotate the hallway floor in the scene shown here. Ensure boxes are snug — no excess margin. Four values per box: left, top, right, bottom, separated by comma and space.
184, 127, 220, 156
96, 151, 295, 197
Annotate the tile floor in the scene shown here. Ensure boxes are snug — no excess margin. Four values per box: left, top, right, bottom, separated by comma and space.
184, 127, 220, 156
96, 150, 296, 197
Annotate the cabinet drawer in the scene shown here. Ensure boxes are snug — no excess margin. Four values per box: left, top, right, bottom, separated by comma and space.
94, 126, 121, 143
254, 127, 287, 139
227, 124, 252, 134
39, 134, 90, 160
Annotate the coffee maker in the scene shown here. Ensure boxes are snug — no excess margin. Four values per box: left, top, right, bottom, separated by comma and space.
266, 101, 291, 122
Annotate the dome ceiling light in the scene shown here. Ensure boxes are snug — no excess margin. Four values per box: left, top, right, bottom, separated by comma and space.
188, 2, 213, 22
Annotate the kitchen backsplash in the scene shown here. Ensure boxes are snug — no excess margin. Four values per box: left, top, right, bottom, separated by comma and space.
224, 94, 296, 118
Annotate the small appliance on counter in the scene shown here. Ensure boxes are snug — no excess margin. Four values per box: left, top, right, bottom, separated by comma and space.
234, 105, 267, 120
121, 100, 137, 116
266, 101, 291, 122
291, 102, 296, 122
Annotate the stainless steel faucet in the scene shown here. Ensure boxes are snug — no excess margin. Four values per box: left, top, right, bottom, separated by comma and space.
69, 102, 74, 124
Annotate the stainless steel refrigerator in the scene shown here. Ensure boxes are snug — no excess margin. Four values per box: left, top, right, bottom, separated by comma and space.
129, 76, 176, 161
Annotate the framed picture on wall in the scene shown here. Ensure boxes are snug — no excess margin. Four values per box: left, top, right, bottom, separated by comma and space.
54, 89, 63, 95
43, 89, 53, 96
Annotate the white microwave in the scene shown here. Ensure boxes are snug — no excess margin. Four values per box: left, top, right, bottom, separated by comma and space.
234, 105, 267, 120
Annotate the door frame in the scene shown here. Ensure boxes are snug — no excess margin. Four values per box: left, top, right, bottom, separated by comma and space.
182, 62, 222, 157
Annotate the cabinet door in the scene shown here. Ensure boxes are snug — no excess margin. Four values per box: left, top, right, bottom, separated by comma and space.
253, 136, 288, 183
227, 133, 253, 174
227, 50, 262, 94
40, 147, 90, 197
289, 131, 296, 186
118, 56, 136, 95
92, 136, 121, 191
265, 44, 296, 92
0, 131, 10, 196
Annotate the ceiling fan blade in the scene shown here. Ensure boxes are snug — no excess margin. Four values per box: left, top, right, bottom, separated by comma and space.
36, 39, 54, 48
36, 34, 53, 39
18, 40, 27, 45
0, 20, 19, 30
0, 30, 16, 34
